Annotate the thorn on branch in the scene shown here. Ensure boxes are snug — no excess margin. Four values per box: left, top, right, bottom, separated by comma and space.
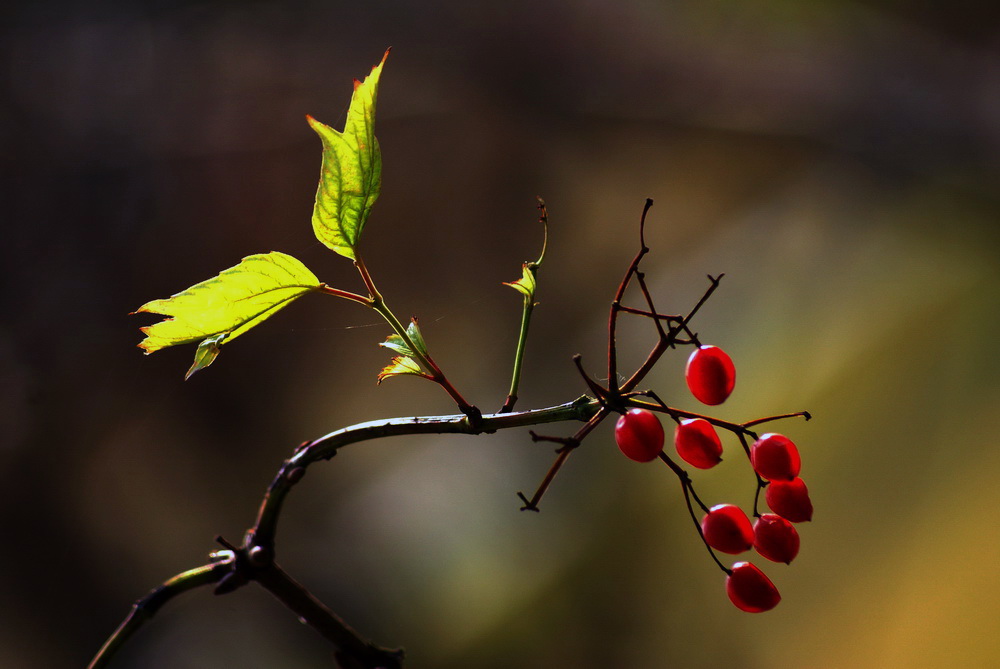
528, 430, 580, 454
516, 492, 540, 512
215, 535, 238, 552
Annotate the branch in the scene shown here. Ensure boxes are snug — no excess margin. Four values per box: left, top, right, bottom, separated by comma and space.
88, 560, 231, 669
252, 396, 601, 551
92, 396, 602, 669
255, 562, 404, 669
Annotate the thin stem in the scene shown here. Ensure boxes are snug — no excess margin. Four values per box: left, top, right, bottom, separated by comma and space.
517, 234, 720, 509
615, 304, 682, 322
89, 561, 231, 669
736, 431, 769, 518
518, 242, 725, 512
500, 297, 534, 413
736, 430, 756, 459
355, 252, 478, 416
516, 408, 609, 511
607, 199, 654, 393
500, 198, 549, 413
613, 275, 723, 396
753, 478, 766, 519
533, 197, 549, 266
572, 354, 609, 402
353, 255, 383, 304
625, 398, 748, 436
634, 269, 666, 340
318, 284, 373, 306
658, 452, 729, 574
637, 389, 682, 424
742, 411, 812, 429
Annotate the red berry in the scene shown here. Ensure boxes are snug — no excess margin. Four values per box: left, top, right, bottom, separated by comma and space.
751, 433, 801, 481
726, 562, 781, 612
614, 408, 664, 463
765, 477, 813, 523
701, 504, 754, 554
685, 345, 736, 405
753, 514, 800, 564
674, 418, 723, 469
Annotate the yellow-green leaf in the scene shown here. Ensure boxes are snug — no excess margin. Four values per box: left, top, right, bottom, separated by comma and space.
376, 355, 431, 384
134, 252, 322, 375
308, 49, 389, 260
504, 263, 537, 299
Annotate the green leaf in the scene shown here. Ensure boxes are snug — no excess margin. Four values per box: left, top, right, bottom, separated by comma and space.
185, 333, 226, 380
406, 318, 427, 356
308, 49, 389, 260
134, 252, 322, 375
378, 318, 428, 358
380, 333, 413, 358
504, 263, 537, 299
377, 355, 431, 384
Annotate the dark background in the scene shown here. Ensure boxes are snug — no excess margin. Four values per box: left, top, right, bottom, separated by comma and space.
3, 1, 999, 667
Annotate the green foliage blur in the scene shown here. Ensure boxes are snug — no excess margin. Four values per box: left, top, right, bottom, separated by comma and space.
2, 1, 997, 667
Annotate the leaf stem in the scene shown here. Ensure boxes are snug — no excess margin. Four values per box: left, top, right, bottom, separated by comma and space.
353, 255, 384, 304
319, 284, 372, 306
500, 298, 534, 412
659, 452, 730, 574
353, 253, 477, 415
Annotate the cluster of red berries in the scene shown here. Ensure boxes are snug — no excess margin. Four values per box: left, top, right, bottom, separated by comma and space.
613, 345, 813, 613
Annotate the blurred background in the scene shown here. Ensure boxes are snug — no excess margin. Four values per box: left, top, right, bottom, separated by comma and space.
2, 1, 999, 667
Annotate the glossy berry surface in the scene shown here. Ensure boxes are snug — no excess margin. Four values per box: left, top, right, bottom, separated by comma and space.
614, 408, 664, 463
751, 433, 801, 481
685, 345, 736, 405
765, 477, 813, 523
674, 418, 723, 469
726, 562, 781, 612
753, 514, 800, 564
701, 504, 754, 554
